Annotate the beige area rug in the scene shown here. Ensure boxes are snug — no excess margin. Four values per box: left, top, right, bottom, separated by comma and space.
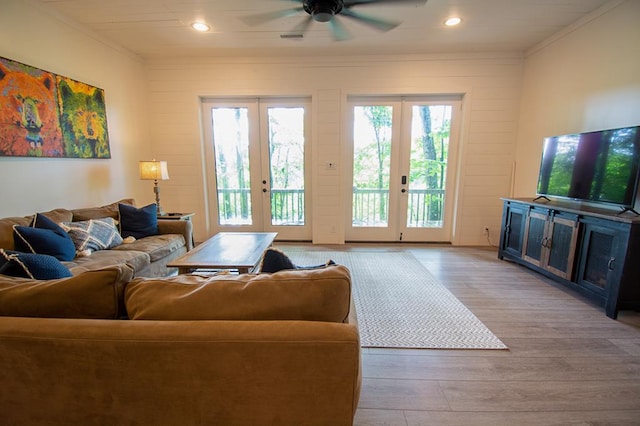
286, 250, 507, 350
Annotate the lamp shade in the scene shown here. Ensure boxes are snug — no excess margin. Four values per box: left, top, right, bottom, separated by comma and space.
139, 160, 169, 181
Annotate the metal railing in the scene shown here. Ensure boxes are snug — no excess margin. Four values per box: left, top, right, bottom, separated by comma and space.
352, 188, 445, 227
217, 187, 445, 227
404, 188, 445, 228
217, 188, 305, 226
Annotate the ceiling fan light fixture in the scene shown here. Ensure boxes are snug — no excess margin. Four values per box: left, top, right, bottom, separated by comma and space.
313, 10, 335, 22
306, 0, 341, 22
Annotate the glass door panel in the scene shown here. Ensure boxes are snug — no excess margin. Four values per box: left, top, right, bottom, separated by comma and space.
266, 107, 305, 226
406, 105, 452, 229
211, 107, 252, 226
352, 105, 393, 228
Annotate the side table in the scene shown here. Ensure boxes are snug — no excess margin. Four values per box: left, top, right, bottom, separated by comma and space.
160, 212, 195, 221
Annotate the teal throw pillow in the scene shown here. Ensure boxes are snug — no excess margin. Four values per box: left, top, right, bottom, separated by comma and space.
13, 213, 76, 261
118, 203, 158, 239
0, 249, 72, 280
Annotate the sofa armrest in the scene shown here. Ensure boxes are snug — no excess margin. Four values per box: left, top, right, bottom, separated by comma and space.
157, 219, 193, 251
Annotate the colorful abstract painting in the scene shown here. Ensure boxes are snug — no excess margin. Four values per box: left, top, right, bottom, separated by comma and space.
0, 57, 110, 158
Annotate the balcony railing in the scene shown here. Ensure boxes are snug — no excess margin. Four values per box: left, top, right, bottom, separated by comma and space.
352, 188, 445, 227
217, 187, 444, 228
217, 188, 305, 226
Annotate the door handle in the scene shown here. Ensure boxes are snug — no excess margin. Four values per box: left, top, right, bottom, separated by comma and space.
262, 188, 267, 193
401, 188, 407, 193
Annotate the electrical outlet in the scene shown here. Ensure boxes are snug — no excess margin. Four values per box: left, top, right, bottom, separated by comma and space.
483, 227, 489, 235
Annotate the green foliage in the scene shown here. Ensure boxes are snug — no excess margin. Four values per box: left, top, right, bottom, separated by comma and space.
353, 106, 392, 190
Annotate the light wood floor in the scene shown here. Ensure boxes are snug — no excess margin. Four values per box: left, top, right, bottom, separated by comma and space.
278, 243, 640, 426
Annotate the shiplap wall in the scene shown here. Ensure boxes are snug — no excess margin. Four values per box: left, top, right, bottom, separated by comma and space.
146, 54, 523, 245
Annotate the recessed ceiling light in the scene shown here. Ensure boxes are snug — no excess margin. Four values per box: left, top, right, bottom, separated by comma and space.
191, 22, 210, 32
444, 17, 462, 27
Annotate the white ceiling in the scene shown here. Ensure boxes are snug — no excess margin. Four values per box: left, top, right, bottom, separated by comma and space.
38, 0, 616, 59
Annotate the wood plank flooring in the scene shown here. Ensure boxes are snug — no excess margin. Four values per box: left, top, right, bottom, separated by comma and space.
277, 243, 640, 426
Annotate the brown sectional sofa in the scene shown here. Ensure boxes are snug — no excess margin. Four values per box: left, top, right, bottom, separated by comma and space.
0, 264, 361, 425
0, 199, 193, 277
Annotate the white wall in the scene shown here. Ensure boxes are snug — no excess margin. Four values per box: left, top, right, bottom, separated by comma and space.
146, 54, 524, 244
0, 0, 151, 217
514, 0, 640, 199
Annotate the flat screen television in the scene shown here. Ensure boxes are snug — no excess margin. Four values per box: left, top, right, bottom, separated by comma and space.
536, 125, 640, 212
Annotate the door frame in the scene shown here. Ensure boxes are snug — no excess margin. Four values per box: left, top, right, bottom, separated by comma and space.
344, 95, 462, 242
201, 97, 312, 240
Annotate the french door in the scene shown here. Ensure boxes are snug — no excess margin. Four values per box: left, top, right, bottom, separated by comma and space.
346, 96, 461, 242
201, 98, 311, 240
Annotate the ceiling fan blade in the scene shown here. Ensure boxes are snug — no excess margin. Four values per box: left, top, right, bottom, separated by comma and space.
344, 0, 427, 7
340, 8, 399, 32
328, 18, 351, 41
241, 6, 304, 26
289, 16, 314, 36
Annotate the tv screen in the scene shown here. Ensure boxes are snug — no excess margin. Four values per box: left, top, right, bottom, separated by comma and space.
536, 126, 640, 209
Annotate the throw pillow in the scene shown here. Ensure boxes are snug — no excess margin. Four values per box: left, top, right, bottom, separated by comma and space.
259, 247, 335, 273
260, 247, 296, 273
60, 217, 123, 255
12, 213, 76, 261
0, 249, 72, 280
119, 203, 158, 239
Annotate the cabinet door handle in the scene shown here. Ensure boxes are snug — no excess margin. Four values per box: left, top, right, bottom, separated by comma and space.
541, 237, 547, 248
607, 257, 615, 271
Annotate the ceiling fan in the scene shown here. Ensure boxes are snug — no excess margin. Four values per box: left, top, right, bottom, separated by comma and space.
242, 0, 427, 41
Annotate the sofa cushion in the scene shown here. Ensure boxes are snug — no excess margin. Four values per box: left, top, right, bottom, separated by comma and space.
63, 249, 150, 275
61, 217, 123, 255
112, 234, 185, 262
0, 249, 72, 280
119, 203, 158, 239
35, 208, 74, 224
71, 198, 135, 221
0, 217, 30, 250
0, 264, 133, 319
126, 265, 352, 322
13, 214, 76, 261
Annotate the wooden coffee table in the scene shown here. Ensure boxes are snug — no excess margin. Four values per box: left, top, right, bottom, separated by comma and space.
168, 232, 277, 274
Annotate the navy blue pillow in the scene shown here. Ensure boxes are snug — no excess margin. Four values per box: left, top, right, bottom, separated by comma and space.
0, 249, 72, 280
13, 213, 76, 261
259, 248, 336, 273
118, 203, 158, 239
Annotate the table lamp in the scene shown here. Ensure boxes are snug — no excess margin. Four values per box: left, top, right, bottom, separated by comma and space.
139, 160, 169, 216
